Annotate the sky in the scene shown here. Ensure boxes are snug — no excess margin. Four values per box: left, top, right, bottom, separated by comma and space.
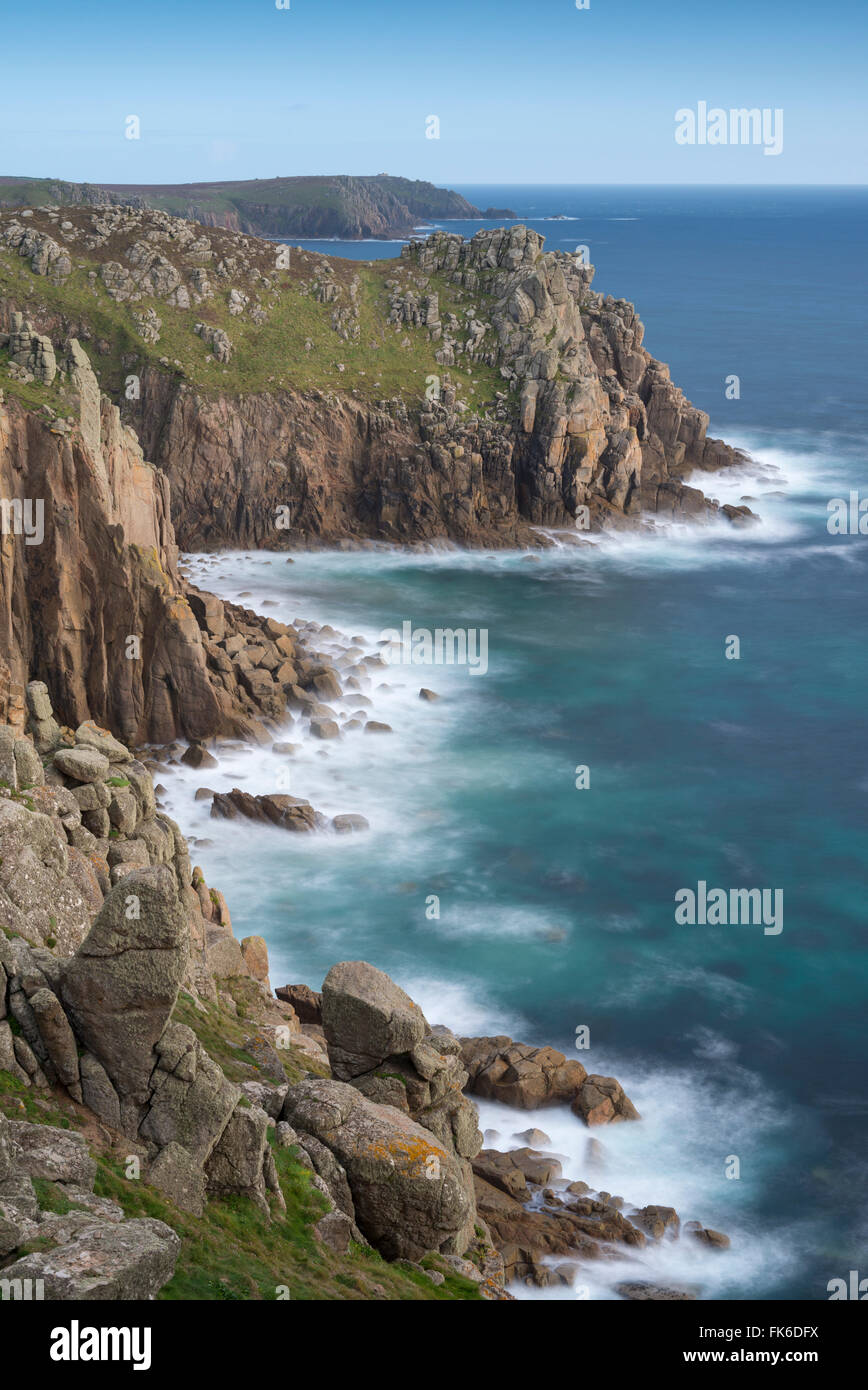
1, 0, 865, 185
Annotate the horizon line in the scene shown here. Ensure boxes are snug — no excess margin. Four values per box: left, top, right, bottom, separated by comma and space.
2, 173, 866, 191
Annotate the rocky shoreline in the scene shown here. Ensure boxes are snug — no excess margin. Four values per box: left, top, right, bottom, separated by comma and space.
0, 204, 746, 1300
0, 682, 731, 1300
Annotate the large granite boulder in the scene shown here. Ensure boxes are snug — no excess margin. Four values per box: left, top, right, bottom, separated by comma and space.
138, 1025, 239, 1164
322, 960, 427, 1078
11, 1120, 96, 1188
321, 961, 482, 1167
282, 1078, 476, 1261
60, 867, 188, 1106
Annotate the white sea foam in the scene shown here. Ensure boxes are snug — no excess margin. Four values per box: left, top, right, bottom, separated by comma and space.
171, 430, 845, 1300
474, 1052, 806, 1301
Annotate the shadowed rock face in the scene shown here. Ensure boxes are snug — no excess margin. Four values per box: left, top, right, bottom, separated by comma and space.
60, 866, 189, 1106
0, 365, 228, 745
0, 343, 313, 744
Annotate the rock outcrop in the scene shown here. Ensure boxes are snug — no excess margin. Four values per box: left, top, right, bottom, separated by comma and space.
0, 317, 349, 743
0, 332, 250, 745
124, 225, 751, 547
2, 205, 753, 564
322, 962, 483, 1162
0, 1112, 180, 1299
1, 851, 284, 1227
281, 1079, 476, 1261
459, 1034, 640, 1125
270, 962, 488, 1263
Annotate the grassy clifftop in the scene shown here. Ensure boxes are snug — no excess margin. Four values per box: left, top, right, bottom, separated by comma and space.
0, 202, 506, 415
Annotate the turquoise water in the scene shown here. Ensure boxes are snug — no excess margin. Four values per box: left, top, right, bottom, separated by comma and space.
172, 189, 867, 1299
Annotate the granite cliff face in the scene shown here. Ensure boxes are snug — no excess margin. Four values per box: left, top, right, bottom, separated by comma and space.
0, 370, 231, 744
0, 207, 753, 734
127, 225, 751, 547
1, 205, 751, 559
0, 316, 323, 743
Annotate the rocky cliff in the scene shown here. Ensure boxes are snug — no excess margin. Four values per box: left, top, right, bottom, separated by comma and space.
0, 309, 348, 743
0, 704, 728, 1300
124, 225, 756, 544
1, 204, 752, 559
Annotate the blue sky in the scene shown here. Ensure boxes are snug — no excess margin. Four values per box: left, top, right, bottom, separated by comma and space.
2, 0, 865, 184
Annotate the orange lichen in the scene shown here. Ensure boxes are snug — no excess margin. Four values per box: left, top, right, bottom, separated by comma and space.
359, 1134, 448, 1176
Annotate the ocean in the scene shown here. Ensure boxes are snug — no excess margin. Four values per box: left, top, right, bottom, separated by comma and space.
166, 187, 867, 1300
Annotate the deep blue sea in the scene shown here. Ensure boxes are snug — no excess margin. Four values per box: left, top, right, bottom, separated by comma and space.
173, 187, 867, 1300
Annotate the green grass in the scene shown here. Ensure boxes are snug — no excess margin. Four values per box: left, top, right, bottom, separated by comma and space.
0, 217, 504, 417
0, 1066, 480, 1301
172, 987, 328, 1086
0, 343, 76, 416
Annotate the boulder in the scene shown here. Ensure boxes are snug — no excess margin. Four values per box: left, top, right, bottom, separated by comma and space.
211, 788, 327, 832
461, 1035, 640, 1126
572, 1074, 640, 1125
460, 1035, 587, 1110
60, 867, 189, 1105
53, 747, 111, 784
240, 935, 270, 983
283, 1079, 475, 1260
310, 718, 340, 740
28, 988, 82, 1100
148, 1142, 207, 1217
276, 982, 322, 1025
74, 721, 132, 764
204, 1104, 270, 1211
631, 1204, 679, 1239
139, 1034, 239, 1164
684, 1220, 731, 1250
322, 961, 426, 1079
79, 1052, 122, 1129
314, 1209, 354, 1253
2, 1217, 180, 1299
331, 814, 370, 833
13, 738, 44, 788
11, 1121, 96, 1188
180, 743, 218, 769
